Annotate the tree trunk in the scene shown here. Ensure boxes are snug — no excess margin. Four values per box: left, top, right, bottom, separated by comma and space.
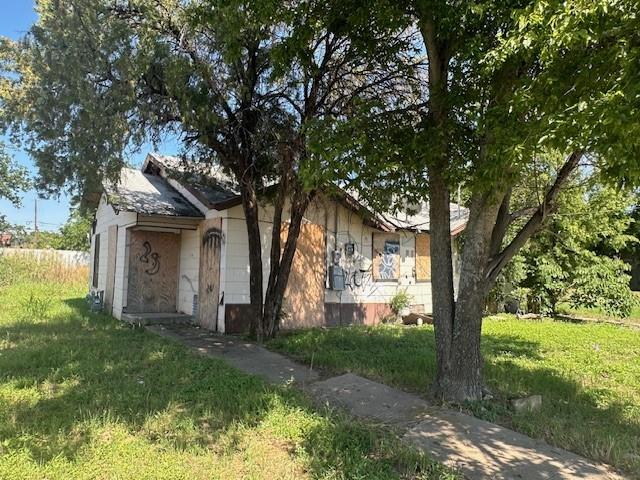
428, 169, 457, 398
240, 182, 264, 340
438, 192, 505, 401
262, 192, 314, 339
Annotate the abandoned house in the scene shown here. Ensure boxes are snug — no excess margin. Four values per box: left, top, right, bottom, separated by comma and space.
89, 153, 469, 332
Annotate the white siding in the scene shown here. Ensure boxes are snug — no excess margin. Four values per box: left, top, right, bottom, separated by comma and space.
324, 202, 434, 312
90, 194, 136, 319
111, 226, 130, 316
177, 228, 200, 314
223, 204, 274, 304
219, 195, 461, 315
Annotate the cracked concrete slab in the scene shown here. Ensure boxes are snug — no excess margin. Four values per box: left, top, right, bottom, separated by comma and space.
146, 323, 626, 480
404, 409, 624, 480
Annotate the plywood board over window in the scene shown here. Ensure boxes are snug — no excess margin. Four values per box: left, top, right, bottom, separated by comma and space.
415, 233, 431, 281
372, 232, 400, 280
281, 223, 326, 328
126, 230, 179, 313
199, 218, 222, 331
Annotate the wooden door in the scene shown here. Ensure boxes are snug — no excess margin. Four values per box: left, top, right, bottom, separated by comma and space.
198, 218, 223, 330
281, 223, 326, 329
126, 230, 179, 313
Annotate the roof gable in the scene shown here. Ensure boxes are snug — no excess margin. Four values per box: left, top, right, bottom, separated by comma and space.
104, 168, 204, 218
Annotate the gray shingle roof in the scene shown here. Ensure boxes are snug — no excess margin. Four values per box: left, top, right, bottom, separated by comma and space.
380, 202, 470, 234
104, 168, 204, 218
144, 153, 469, 233
145, 153, 239, 209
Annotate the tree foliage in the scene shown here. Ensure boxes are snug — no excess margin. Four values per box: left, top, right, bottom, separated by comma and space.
54, 209, 92, 251
0, 143, 30, 207
496, 171, 638, 317
305, 0, 640, 400
0, 0, 408, 339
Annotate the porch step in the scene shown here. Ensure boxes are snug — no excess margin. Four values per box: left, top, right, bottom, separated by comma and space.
121, 312, 193, 327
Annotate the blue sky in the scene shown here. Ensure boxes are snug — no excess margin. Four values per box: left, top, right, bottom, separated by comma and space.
0, 1, 180, 231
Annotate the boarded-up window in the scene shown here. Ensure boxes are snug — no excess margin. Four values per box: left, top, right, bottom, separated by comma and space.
92, 233, 100, 288
372, 233, 400, 280
415, 234, 431, 281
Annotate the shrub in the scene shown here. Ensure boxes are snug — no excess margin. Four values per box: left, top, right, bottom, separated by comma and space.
390, 290, 413, 316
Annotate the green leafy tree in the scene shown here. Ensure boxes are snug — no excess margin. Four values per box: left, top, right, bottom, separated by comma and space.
0, 143, 31, 229
512, 180, 638, 317
309, 0, 640, 400
54, 209, 92, 251
30, 230, 63, 250
0, 0, 406, 339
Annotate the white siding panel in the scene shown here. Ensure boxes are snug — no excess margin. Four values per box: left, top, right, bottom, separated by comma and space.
90, 194, 136, 320
219, 194, 460, 316
178, 228, 200, 314
111, 225, 129, 318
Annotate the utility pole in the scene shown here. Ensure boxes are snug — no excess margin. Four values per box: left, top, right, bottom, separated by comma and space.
34, 197, 39, 248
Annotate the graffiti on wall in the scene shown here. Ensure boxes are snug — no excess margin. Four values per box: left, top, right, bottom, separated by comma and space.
377, 239, 400, 280
332, 232, 379, 295
203, 227, 224, 249
139, 241, 161, 275
378, 253, 397, 280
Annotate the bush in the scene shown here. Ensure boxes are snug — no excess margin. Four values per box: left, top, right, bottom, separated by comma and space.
389, 290, 413, 316
570, 257, 638, 318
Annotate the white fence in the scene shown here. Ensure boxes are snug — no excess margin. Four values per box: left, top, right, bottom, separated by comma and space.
0, 248, 90, 267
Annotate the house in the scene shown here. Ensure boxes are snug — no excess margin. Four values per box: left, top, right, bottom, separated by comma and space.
89, 153, 469, 332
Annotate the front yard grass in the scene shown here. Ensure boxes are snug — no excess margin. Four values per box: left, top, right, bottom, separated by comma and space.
269, 316, 640, 478
0, 264, 457, 479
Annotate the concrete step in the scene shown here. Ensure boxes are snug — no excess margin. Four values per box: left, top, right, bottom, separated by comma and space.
121, 312, 193, 327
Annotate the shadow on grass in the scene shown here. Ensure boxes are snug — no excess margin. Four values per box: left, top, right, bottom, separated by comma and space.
270, 324, 640, 477
0, 295, 451, 480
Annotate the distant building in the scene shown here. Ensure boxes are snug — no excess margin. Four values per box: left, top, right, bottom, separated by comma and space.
0, 232, 13, 247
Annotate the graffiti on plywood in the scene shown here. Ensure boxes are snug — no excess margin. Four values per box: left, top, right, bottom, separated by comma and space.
139, 240, 161, 275
377, 253, 397, 280
375, 239, 400, 280
203, 227, 224, 249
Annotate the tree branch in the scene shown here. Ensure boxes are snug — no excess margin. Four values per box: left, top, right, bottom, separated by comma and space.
485, 150, 583, 285
489, 187, 512, 258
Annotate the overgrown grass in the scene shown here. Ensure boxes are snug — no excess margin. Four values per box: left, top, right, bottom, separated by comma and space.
0, 252, 89, 287
0, 256, 458, 480
269, 317, 640, 478
558, 293, 640, 325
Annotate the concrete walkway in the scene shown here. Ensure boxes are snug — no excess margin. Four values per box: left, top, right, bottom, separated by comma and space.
147, 324, 625, 480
